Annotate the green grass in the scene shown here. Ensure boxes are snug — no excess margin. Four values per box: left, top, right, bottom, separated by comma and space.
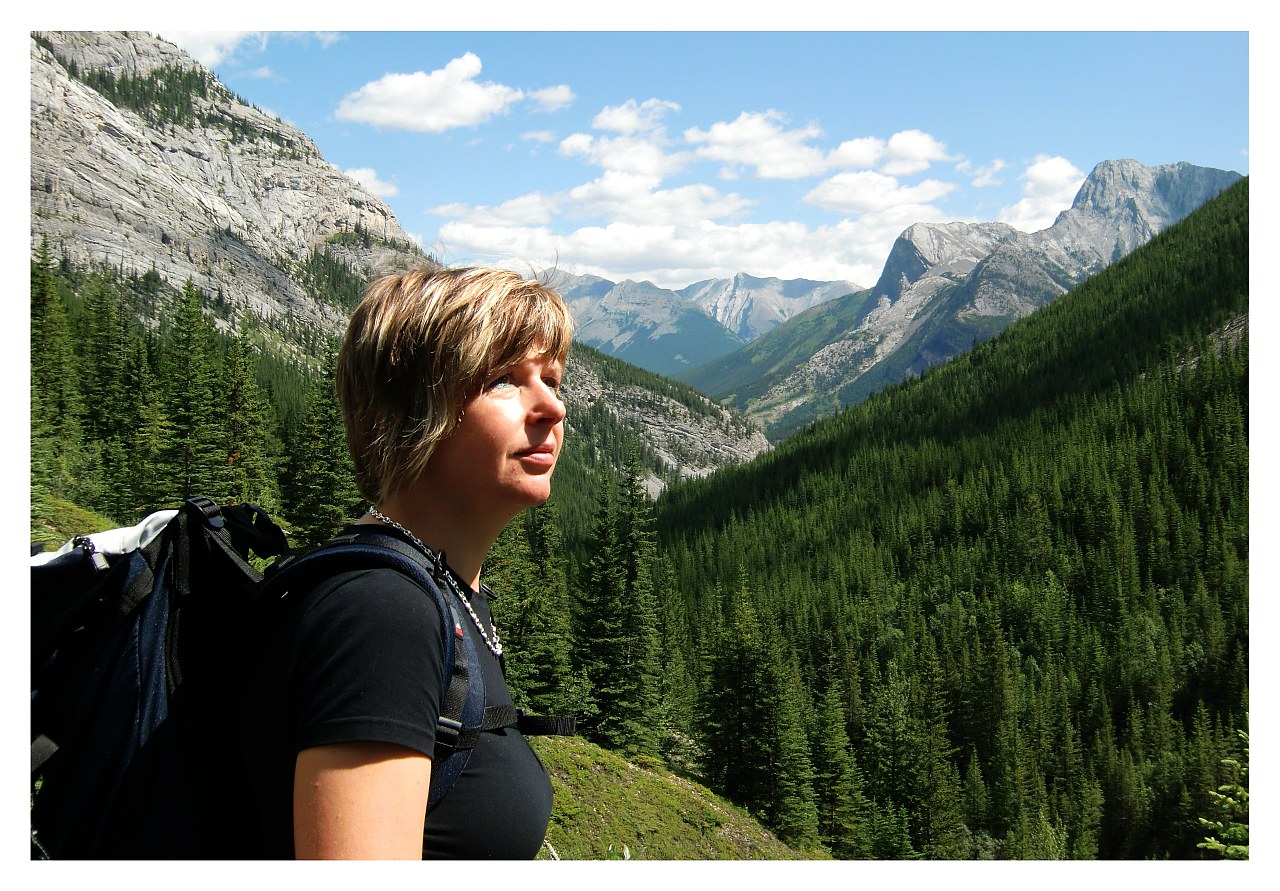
30, 495, 121, 551
532, 736, 813, 860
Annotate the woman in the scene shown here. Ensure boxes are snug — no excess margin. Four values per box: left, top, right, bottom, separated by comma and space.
240, 266, 574, 859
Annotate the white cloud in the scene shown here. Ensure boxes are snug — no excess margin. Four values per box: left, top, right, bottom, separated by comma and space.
431, 192, 559, 227
161, 31, 265, 67
437, 213, 905, 291
335, 53, 524, 133
559, 132, 689, 179
567, 172, 752, 225
522, 131, 557, 144
343, 167, 398, 199
592, 98, 681, 135
958, 158, 1009, 188
828, 136, 886, 169
804, 170, 956, 215
685, 110, 828, 180
879, 129, 952, 176
529, 85, 576, 113
999, 155, 1086, 232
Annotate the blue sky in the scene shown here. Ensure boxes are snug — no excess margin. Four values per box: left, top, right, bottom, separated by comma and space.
153, 25, 1249, 290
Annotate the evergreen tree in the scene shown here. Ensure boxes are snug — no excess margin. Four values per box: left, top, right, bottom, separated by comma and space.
1197, 726, 1248, 860
157, 281, 232, 501
30, 239, 86, 503
486, 504, 589, 719
220, 333, 282, 511
282, 357, 362, 545
811, 679, 872, 857
577, 458, 662, 755
769, 660, 821, 851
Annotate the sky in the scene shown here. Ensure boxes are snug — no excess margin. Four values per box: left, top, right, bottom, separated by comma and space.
147, 25, 1250, 291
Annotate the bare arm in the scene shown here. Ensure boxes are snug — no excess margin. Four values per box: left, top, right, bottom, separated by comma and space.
293, 742, 432, 859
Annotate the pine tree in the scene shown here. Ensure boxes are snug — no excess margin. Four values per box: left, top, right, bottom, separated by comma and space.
769, 660, 822, 851
1197, 726, 1248, 860
812, 679, 872, 857
157, 281, 232, 502
486, 505, 589, 719
577, 458, 662, 755
282, 358, 362, 545
30, 240, 86, 503
220, 333, 282, 511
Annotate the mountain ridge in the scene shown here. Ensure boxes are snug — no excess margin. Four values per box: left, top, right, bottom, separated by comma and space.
681, 159, 1242, 438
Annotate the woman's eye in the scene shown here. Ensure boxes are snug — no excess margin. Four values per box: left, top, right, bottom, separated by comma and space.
488, 374, 514, 389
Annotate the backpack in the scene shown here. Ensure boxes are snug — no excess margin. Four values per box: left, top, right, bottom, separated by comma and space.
30, 495, 573, 860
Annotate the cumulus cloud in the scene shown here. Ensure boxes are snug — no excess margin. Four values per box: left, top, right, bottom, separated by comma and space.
685, 110, 828, 180
879, 129, 952, 176
999, 155, 1086, 232
528, 84, 576, 113
958, 158, 1009, 188
559, 132, 689, 179
828, 136, 886, 169
522, 131, 557, 144
804, 170, 956, 215
567, 172, 752, 225
684, 118, 954, 182
335, 53, 524, 132
162, 31, 265, 67
344, 167, 398, 199
593, 98, 681, 135
437, 213, 906, 291
430, 192, 559, 227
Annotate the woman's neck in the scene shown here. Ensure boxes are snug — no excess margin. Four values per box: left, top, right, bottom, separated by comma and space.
360, 489, 506, 589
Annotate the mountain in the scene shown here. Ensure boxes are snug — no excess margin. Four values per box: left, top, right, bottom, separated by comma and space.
551, 272, 748, 377
678, 273, 862, 341
549, 270, 861, 376
30, 31, 427, 351
681, 159, 1243, 439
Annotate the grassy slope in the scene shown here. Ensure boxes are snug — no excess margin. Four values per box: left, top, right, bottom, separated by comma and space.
532, 737, 808, 860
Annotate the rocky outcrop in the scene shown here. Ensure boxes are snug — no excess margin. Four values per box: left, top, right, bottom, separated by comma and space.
29, 31, 426, 343
564, 349, 770, 495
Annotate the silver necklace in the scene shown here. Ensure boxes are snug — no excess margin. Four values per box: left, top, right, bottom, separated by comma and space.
367, 506, 503, 657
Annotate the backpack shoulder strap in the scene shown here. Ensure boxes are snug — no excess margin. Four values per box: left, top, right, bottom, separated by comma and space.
263, 530, 480, 806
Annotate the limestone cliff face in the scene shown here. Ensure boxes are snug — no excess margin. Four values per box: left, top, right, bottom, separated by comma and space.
563, 348, 771, 495
29, 31, 426, 341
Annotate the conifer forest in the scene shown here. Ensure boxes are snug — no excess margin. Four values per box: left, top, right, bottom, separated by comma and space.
29, 179, 1249, 859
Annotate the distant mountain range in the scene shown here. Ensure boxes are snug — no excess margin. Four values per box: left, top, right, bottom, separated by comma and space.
679, 159, 1242, 438
545, 271, 863, 377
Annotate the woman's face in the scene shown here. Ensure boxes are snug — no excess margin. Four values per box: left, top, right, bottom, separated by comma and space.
421, 350, 567, 521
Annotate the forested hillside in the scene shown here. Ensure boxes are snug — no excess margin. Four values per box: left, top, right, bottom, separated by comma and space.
28, 178, 1248, 860
652, 178, 1249, 858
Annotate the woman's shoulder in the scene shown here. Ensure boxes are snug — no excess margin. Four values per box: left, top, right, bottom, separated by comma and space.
302, 564, 443, 629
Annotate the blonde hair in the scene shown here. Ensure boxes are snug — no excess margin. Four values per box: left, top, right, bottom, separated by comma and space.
336, 266, 574, 504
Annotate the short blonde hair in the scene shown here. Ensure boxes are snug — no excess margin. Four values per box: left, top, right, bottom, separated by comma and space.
336, 266, 574, 504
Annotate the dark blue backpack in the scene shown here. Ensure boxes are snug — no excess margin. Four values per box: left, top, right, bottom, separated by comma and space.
30, 496, 570, 859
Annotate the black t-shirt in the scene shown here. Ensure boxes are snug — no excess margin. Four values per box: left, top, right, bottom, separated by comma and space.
238, 526, 553, 859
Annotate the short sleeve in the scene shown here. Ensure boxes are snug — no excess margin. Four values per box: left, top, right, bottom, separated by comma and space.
288, 568, 445, 757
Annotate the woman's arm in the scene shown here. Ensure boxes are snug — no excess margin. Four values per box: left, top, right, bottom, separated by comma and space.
293, 742, 432, 859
